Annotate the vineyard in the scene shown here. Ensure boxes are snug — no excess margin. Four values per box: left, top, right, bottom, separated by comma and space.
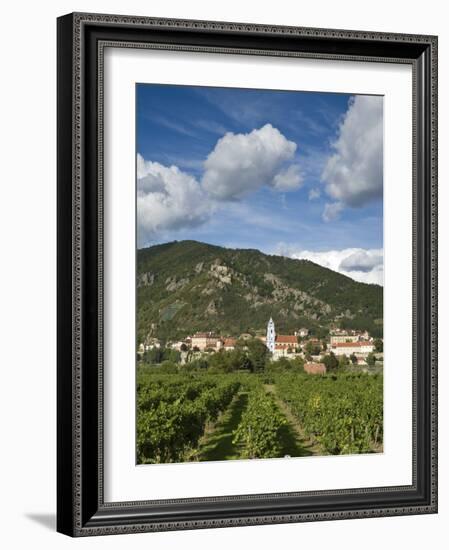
137, 367, 383, 464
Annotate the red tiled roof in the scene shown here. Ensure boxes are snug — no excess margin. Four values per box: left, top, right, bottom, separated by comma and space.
276, 335, 297, 344
333, 341, 373, 348
223, 338, 236, 347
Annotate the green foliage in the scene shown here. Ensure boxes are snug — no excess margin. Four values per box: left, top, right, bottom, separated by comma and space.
305, 341, 321, 355
245, 338, 270, 372
137, 371, 241, 463
275, 372, 383, 454
159, 360, 178, 374
266, 356, 304, 377
232, 386, 287, 458
366, 352, 376, 367
136, 240, 383, 342
322, 352, 339, 371
142, 347, 181, 365
188, 357, 209, 370
374, 339, 383, 352
136, 366, 383, 463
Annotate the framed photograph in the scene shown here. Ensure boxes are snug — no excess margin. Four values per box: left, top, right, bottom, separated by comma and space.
57, 12, 438, 536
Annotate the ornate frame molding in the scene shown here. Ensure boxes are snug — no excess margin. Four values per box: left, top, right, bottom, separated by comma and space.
57, 12, 437, 537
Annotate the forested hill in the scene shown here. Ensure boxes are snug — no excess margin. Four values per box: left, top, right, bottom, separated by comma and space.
136, 240, 383, 343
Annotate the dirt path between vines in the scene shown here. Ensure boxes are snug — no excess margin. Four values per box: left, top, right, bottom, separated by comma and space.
195, 391, 248, 461
264, 384, 323, 456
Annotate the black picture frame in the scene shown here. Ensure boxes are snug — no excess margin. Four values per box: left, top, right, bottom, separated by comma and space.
57, 12, 438, 537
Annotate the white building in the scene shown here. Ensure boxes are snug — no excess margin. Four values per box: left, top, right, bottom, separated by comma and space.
266, 317, 276, 353
330, 333, 360, 345
191, 332, 221, 351
331, 341, 374, 356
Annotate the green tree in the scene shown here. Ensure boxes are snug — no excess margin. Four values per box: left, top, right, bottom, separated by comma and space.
189, 357, 209, 370
322, 352, 339, 371
338, 354, 349, 369
305, 341, 321, 356
246, 338, 270, 372
229, 348, 252, 371
350, 353, 358, 365
143, 347, 163, 364
367, 352, 376, 367
166, 349, 181, 363
374, 339, 383, 352
304, 341, 314, 355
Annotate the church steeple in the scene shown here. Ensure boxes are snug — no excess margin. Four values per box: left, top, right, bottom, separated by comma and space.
266, 317, 276, 353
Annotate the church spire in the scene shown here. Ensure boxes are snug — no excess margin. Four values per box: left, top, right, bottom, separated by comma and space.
266, 317, 276, 353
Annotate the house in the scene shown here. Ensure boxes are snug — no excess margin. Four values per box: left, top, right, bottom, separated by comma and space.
274, 335, 298, 351
223, 338, 237, 351
295, 328, 309, 338
329, 333, 360, 345
191, 332, 221, 351
304, 362, 326, 375
331, 341, 375, 356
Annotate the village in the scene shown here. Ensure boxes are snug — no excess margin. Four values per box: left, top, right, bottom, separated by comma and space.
138, 317, 383, 374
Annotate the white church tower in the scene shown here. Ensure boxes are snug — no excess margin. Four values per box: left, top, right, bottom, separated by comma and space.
266, 317, 276, 353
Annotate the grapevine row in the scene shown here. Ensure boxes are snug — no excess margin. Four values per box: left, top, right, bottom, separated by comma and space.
137, 375, 240, 463
275, 373, 383, 454
233, 382, 287, 459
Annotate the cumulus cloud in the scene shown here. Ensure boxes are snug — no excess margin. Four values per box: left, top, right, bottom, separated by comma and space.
321, 95, 383, 217
137, 123, 302, 243
339, 249, 383, 273
308, 188, 321, 200
137, 154, 211, 243
322, 202, 344, 222
272, 164, 303, 191
276, 245, 384, 285
202, 124, 301, 200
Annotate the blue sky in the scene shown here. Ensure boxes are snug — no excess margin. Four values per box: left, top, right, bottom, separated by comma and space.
136, 84, 384, 285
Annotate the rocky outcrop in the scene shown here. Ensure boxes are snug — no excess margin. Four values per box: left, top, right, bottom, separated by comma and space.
137, 271, 155, 287
165, 276, 189, 292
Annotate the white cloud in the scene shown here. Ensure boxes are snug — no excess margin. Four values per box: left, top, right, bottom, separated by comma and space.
322, 95, 383, 212
276, 245, 384, 285
322, 201, 344, 222
308, 188, 321, 200
339, 249, 383, 273
272, 164, 303, 191
202, 124, 300, 200
137, 154, 211, 244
